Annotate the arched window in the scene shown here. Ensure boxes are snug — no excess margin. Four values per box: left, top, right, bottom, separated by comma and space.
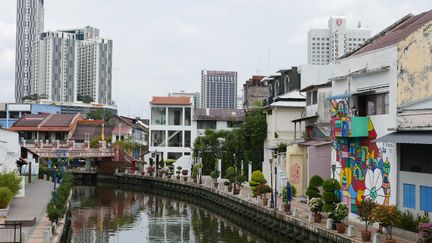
284, 75, 290, 93
274, 81, 279, 97
269, 85, 273, 96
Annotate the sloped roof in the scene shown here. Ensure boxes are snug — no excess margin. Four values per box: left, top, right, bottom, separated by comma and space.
277, 90, 305, 100
10, 113, 81, 132
70, 122, 114, 140
151, 96, 192, 105
342, 10, 432, 58
193, 108, 245, 121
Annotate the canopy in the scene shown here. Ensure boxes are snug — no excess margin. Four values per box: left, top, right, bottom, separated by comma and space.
327, 92, 353, 100
373, 132, 432, 144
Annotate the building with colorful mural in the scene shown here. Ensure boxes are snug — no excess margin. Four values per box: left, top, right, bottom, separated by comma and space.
329, 9, 432, 216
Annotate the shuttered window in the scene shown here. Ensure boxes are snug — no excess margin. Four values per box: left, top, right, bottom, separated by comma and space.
420, 186, 432, 212
403, 184, 415, 209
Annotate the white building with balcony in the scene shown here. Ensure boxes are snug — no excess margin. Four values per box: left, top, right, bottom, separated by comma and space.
149, 96, 195, 170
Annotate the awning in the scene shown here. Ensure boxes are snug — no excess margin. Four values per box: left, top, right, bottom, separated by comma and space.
327, 92, 353, 100
292, 115, 318, 123
298, 140, 332, 146
373, 132, 432, 144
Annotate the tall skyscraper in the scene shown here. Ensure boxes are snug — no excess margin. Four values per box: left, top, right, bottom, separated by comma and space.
37, 26, 112, 104
201, 70, 237, 109
15, 0, 45, 102
307, 17, 371, 65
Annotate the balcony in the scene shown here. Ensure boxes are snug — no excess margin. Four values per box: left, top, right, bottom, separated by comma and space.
331, 116, 368, 137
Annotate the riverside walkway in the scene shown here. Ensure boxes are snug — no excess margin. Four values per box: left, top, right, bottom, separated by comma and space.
116, 173, 415, 243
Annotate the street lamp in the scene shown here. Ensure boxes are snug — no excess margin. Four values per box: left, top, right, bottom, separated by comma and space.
269, 157, 274, 208
331, 164, 336, 179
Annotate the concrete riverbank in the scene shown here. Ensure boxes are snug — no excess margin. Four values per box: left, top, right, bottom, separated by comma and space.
113, 173, 355, 243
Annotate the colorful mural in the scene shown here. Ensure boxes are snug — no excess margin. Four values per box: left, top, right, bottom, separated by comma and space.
331, 100, 391, 213
290, 163, 301, 184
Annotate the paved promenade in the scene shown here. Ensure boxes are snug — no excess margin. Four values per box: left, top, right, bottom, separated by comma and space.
6, 179, 53, 243
197, 176, 415, 243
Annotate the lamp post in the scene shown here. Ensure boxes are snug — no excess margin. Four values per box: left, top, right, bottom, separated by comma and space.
198, 151, 202, 184
331, 164, 336, 179
269, 157, 274, 208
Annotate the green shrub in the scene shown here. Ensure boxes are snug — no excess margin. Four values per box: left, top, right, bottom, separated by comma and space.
305, 175, 324, 199
0, 172, 22, 195
47, 201, 61, 223
322, 179, 341, 218
282, 185, 297, 203
249, 170, 266, 196
395, 210, 431, 233
0, 187, 13, 209
225, 166, 236, 183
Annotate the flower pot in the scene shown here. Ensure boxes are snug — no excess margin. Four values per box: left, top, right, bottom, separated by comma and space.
262, 197, 269, 206
361, 230, 371, 242
234, 188, 240, 195
384, 240, 396, 243
332, 221, 337, 230
336, 223, 346, 234
314, 213, 322, 223
227, 185, 233, 192
176, 176, 180, 180
193, 178, 197, 183
183, 177, 188, 182
213, 182, 218, 188
284, 203, 291, 213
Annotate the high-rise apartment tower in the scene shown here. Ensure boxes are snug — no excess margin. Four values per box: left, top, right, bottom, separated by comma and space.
201, 70, 237, 109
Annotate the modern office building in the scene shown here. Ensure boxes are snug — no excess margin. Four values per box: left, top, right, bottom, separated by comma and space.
15, 0, 45, 102
201, 70, 237, 109
307, 17, 371, 65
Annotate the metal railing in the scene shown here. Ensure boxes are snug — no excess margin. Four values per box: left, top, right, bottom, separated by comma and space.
0, 223, 22, 243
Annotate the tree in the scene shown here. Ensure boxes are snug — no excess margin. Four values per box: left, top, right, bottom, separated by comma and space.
77, 94, 94, 103
86, 109, 112, 120
305, 175, 324, 199
322, 178, 341, 219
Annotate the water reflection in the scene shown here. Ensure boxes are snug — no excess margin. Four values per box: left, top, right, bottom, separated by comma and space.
69, 185, 270, 243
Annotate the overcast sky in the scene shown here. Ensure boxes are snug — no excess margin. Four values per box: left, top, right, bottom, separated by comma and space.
0, 0, 430, 117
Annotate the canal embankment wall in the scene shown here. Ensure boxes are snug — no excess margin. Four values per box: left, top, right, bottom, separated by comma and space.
111, 173, 358, 243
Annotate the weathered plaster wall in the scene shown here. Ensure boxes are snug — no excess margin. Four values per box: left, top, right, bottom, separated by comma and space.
397, 20, 432, 107
285, 144, 306, 195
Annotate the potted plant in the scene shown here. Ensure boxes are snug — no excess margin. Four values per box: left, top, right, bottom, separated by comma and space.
358, 198, 376, 242
225, 166, 236, 192
305, 175, 324, 199
191, 164, 200, 183
0, 187, 13, 217
164, 159, 176, 178
419, 223, 432, 243
176, 166, 182, 180
277, 142, 287, 153
256, 184, 272, 206
334, 203, 349, 233
322, 178, 341, 230
371, 205, 401, 243
140, 161, 147, 175
210, 169, 220, 188
181, 169, 189, 181
249, 170, 267, 197
308, 197, 324, 223
146, 166, 155, 176
223, 181, 230, 190
233, 174, 246, 195
282, 185, 297, 213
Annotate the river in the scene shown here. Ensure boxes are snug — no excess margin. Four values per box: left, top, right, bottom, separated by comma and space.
68, 184, 291, 243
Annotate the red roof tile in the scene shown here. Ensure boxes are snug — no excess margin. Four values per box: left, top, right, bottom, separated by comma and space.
151, 96, 192, 105
342, 10, 432, 58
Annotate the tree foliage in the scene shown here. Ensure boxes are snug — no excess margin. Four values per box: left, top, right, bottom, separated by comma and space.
86, 109, 112, 120
305, 175, 324, 199
77, 94, 94, 103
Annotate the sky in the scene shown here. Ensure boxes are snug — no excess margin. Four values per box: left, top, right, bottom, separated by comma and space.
0, 0, 431, 118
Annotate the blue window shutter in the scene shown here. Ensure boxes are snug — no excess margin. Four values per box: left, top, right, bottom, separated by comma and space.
403, 184, 415, 209
420, 186, 432, 212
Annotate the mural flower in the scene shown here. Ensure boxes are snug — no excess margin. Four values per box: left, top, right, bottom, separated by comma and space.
364, 168, 385, 205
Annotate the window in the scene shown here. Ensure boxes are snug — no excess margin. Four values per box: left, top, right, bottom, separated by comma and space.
401, 144, 432, 174
184, 131, 191, 147
151, 130, 166, 147
227, 121, 242, 128
306, 92, 312, 105
197, 120, 216, 129
0, 111, 6, 119
403, 184, 415, 209
168, 130, 182, 147
355, 92, 389, 116
184, 108, 191, 126
167, 152, 182, 160
168, 108, 183, 126
312, 91, 318, 104
420, 186, 432, 212
151, 107, 166, 125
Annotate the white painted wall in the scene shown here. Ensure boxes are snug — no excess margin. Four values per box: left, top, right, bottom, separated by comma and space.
0, 129, 20, 173
331, 45, 398, 208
